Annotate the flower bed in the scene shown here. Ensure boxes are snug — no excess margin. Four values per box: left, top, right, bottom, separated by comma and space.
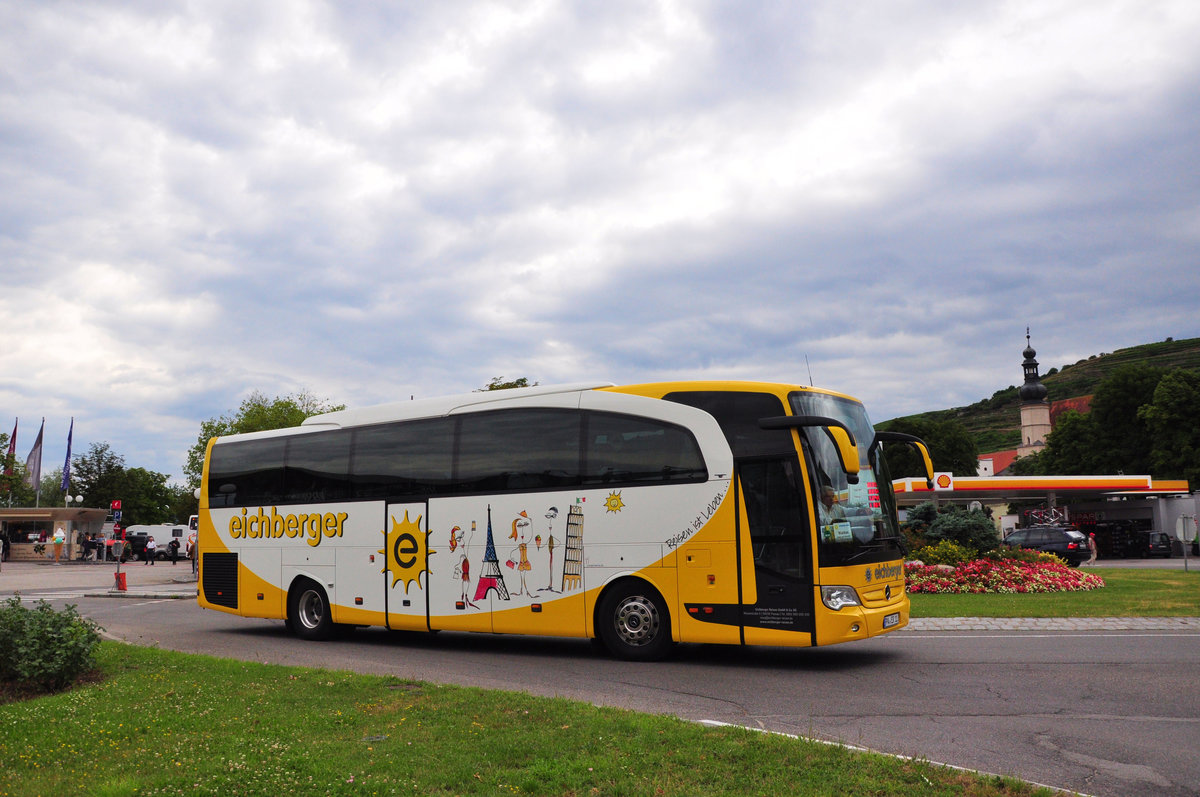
906, 558, 1105, 594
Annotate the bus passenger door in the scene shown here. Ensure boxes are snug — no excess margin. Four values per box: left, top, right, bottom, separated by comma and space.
384, 502, 432, 632
737, 456, 816, 643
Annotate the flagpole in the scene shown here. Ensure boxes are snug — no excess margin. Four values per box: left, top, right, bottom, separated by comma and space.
4, 418, 14, 508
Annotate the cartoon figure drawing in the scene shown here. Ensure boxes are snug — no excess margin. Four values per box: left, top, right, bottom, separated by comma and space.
454, 554, 479, 608
506, 510, 536, 597
543, 507, 560, 593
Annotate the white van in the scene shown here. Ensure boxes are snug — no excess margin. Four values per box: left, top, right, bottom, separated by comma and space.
124, 523, 189, 560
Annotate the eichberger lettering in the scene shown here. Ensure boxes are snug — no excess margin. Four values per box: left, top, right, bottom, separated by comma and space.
228, 507, 348, 547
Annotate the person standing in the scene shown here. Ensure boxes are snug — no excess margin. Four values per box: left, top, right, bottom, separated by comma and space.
187, 532, 198, 576
1085, 532, 1098, 566
168, 537, 180, 565
145, 536, 158, 565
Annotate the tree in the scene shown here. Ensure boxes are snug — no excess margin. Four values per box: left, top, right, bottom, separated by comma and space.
66, 442, 171, 524
1038, 410, 1099, 474
1140, 369, 1200, 484
72, 442, 127, 510
0, 431, 37, 505
878, 417, 979, 477
1087, 364, 1164, 474
478, 377, 537, 391
1008, 449, 1048, 476
1036, 364, 1168, 476
39, 468, 66, 507
118, 467, 174, 526
166, 483, 199, 524
184, 390, 346, 487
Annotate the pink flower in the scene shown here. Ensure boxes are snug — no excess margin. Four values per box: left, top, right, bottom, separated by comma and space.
905, 559, 1104, 594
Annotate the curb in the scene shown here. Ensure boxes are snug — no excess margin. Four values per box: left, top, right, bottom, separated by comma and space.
83, 590, 198, 600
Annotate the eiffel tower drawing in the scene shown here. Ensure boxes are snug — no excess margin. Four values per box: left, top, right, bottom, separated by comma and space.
473, 505, 510, 602
561, 504, 584, 591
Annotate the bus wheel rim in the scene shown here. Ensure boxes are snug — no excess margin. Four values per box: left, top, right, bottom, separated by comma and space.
614, 596, 659, 646
299, 590, 324, 630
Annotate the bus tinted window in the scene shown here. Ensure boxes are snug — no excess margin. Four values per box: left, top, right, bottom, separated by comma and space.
455, 409, 582, 492
209, 437, 287, 508
350, 418, 454, 499
662, 391, 789, 457
584, 412, 707, 484
285, 429, 352, 503
209, 407, 707, 508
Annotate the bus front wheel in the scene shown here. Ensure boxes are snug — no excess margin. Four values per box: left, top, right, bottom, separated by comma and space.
288, 580, 334, 641
597, 582, 673, 661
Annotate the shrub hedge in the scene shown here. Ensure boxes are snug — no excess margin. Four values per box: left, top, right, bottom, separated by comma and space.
0, 596, 102, 692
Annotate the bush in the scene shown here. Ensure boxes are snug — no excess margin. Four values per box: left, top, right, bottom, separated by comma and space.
901, 525, 927, 554
904, 501, 939, 532
0, 596, 102, 692
913, 540, 976, 566
982, 546, 1065, 566
926, 505, 1000, 553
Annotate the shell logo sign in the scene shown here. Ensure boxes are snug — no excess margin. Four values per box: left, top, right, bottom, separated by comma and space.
935, 473, 954, 490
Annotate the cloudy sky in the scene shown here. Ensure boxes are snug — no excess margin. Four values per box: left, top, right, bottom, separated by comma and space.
3, 0, 1199, 486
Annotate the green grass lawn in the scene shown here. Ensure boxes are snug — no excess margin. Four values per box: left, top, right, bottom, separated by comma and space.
909, 567, 1200, 618
0, 644, 1066, 797
5, 567, 1188, 796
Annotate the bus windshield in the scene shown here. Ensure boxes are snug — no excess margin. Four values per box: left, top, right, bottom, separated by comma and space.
789, 391, 904, 567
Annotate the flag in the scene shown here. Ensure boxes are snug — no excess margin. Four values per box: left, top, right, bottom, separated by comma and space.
24, 418, 44, 489
3, 418, 14, 477
61, 417, 74, 492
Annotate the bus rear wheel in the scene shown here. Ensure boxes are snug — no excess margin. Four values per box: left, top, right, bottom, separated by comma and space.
597, 582, 673, 661
289, 580, 334, 641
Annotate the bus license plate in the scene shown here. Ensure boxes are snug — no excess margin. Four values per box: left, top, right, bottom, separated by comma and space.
883, 613, 900, 629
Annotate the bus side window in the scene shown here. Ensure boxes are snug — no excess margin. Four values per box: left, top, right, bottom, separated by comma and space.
455, 409, 582, 492
350, 418, 454, 499
583, 412, 706, 485
209, 437, 287, 508
285, 429, 352, 503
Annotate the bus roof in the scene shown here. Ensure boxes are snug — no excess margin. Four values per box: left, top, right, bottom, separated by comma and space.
211, 380, 862, 445
299, 382, 616, 430
606, 380, 861, 403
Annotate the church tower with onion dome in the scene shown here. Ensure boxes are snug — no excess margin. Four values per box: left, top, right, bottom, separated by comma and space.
1017, 329, 1051, 459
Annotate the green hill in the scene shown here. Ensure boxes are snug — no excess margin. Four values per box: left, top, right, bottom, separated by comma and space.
884, 336, 1200, 454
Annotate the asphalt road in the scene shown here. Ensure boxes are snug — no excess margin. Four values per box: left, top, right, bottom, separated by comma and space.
5, 560, 1199, 797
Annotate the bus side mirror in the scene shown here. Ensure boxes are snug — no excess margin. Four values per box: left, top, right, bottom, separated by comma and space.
823, 426, 860, 484
871, 431, 934, 488
758, 415, 861, 484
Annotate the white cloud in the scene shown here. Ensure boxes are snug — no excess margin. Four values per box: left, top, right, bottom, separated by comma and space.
2, 0, 1199, 481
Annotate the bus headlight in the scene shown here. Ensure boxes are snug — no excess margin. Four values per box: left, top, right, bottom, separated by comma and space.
821, 585, 862, 611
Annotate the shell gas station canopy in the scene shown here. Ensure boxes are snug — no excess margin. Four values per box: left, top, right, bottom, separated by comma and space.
892, 474, 1191, 507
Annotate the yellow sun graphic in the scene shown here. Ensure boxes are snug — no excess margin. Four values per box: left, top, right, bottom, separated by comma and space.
379, 510, 435, 593
604, 491, 625, 513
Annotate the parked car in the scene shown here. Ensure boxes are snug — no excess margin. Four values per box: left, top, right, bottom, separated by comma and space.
1002, 526, 1090, 567
112, 531, 150, 562
1139, 531, 1173, 558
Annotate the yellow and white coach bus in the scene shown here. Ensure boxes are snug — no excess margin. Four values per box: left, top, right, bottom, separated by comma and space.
197, 381, 931, 660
